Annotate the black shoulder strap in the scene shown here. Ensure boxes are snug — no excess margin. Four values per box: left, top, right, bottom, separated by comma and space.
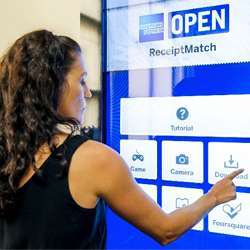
63, 134, 89, 162
53, 134, 89, 179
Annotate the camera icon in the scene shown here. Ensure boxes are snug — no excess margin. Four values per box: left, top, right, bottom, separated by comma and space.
176, 154, 189, 165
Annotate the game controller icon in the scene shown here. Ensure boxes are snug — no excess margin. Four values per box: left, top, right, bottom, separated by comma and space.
132, 150, 144, 162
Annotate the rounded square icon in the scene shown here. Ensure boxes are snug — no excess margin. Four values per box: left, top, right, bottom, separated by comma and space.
120, 140, 157, 180
208, 142, 250, 187
208, 192, 250, 238
162, 186, 204, 231
162, 141, 203, 183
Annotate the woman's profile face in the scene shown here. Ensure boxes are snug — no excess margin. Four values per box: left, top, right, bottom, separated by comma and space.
57, 53, 92, 125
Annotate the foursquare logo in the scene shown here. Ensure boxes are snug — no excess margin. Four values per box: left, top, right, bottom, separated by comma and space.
139, 13, 164, 43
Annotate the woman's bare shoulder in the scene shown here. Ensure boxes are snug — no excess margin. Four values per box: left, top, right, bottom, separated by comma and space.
70, 139, 128, 199
72, 139, 122, 171
80, 139, 112, 152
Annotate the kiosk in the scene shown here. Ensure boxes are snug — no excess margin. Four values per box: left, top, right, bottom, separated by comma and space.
103, 0, 250, 248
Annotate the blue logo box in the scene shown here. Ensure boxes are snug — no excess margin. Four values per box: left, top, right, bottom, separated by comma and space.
139, 13, 164, 43
168, 4, 229, 39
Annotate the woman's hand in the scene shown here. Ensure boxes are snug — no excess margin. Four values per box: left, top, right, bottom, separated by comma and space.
207, 168, 244, 206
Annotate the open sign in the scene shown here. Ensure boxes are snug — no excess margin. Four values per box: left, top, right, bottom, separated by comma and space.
168, 4, 229, 39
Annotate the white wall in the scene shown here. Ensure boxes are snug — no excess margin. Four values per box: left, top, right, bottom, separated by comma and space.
0, 0, 101, 129
80, 0, 101, 22
80, 19, 101, 91
0, 0, 80, 56
80, 0, 102, 128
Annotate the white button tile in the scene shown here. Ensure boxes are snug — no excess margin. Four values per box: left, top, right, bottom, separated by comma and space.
120, 140, 157, 179
162, 186, 204, 231
162, 141, 203, 183
208, 142, 250, 187
209, 192, 250, 238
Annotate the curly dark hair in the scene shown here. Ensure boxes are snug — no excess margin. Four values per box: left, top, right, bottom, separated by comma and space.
0, 30, 82, 215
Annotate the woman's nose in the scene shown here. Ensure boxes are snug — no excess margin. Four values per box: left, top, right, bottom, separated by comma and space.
84, 84, 92, 98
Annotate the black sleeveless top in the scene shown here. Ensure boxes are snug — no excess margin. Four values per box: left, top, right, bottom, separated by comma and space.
0, 134, 106, 249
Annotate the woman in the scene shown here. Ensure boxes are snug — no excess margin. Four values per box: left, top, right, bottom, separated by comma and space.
0, 30, 243, 249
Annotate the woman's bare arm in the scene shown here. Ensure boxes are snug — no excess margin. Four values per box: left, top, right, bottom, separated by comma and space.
83, 141, 243, 245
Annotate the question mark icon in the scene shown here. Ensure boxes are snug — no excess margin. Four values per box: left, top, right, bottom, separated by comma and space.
176, 107, 189, 120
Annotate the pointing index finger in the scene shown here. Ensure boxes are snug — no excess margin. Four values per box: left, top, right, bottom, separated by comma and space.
226, 168, 244, 180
